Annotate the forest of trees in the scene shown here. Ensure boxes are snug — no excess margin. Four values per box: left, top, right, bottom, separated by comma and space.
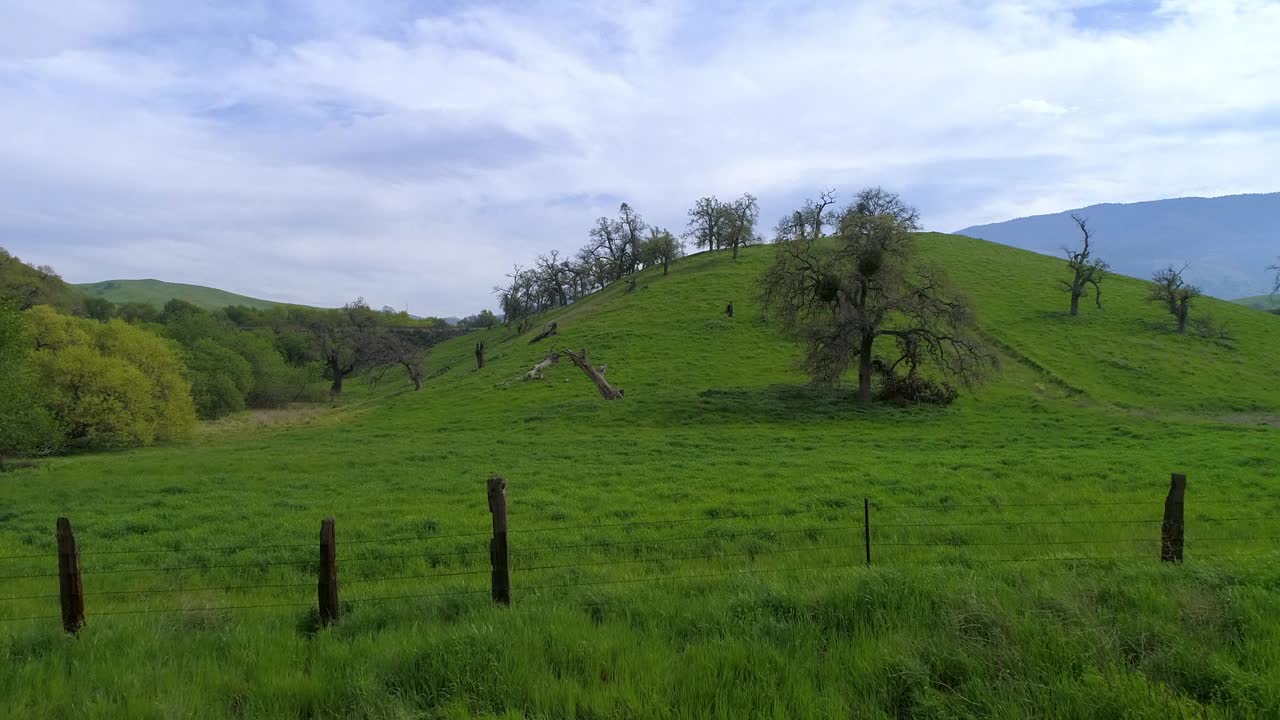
0, 248, 460, 456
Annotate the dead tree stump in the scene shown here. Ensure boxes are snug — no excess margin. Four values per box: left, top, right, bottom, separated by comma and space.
562, 348, 624, 399
529, 322, 558, 344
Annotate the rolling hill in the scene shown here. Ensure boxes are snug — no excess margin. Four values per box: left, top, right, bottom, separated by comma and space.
955, 192, 1280, 301
76, 278, 293, 311
4, 234, 1279, 718
1235, 294, 1280, 312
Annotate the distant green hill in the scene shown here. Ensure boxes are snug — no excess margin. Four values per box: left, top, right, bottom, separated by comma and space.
1234, 294, 1280, 312
76, 279, 291, 311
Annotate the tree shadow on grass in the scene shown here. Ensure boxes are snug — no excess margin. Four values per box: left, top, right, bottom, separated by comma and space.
655, 384, 934, 425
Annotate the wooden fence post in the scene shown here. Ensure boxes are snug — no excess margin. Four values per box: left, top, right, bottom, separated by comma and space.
56, 517, 84, 634
863, 498, 871, 566
488, 476, 511, 606
1161, 474, 1186, 562
319, 518, 340, 625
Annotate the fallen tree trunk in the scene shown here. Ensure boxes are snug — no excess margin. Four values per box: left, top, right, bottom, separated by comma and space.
524, 352, 560, 381
562, 348, 624, 399
528, 322, 558, 345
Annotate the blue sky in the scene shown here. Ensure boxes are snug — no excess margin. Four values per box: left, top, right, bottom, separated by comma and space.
2, 0, 1278, 313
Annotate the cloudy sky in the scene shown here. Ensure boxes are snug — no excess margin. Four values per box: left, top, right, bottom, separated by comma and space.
2, 0, 1278, 314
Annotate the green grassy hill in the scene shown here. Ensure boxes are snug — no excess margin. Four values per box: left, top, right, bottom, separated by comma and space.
0, 247, 84, 313
3, 234, 1279, 718
76, 279, 292, 311
1234, 294, 1280, 312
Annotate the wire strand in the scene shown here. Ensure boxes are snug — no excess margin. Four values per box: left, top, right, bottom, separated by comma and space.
518, 541, 861, 573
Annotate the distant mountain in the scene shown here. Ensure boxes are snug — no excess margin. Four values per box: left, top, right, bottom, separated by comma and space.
1234, 295, 1280, 312
954, 193, 1279, 300
77, 279, 291, 311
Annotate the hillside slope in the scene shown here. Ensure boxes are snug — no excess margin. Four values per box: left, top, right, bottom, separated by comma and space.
419, 232, 1280, 417
77, 279, 293, 311
955, 193, 1280, 300
0, 246, 83, 313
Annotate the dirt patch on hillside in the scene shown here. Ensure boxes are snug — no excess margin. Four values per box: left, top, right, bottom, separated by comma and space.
1218, 414, 1280, 428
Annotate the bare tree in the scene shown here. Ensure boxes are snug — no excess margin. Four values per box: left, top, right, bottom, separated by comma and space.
722, 193, 760, 260
844, 187, 921, 230
803, 189, 839, 239
588, 216, 629, 282
1062, 214, 1108, 317
761, 204, 995, 403
375, 330, 428, 390
685, 196, 726, 252
534, 251, 572, 308
1149, 265, 1200, 334
775, 189, 839, 244
618, 203, 647, 275
1270, 259, 1280, 296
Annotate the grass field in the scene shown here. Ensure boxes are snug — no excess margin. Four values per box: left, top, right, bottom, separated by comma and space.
4, 234, 1280, 718
76, 279, 296, 311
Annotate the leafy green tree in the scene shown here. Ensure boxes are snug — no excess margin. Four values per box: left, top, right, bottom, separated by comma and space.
28, 308, 197, 447
184, 338, 253, 419
116, 302, 159, 324
90, 319, 198, 441
34, 344, 156, 448
640, 228, 683, 275
299, 300, 386, 398
83, 296, 116, 322
235, 329, 313, 407
761, 201, 995, 403
461, 310, 498, 329
0, 304, 58, 455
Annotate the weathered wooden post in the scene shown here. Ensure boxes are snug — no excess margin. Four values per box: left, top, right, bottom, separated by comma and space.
488, 475, 511, 606
863, 498, 871, 566
475, 342, 486, 370
319, 518, 340, 625
1161, 474, 1186, 563
56, 517, 84, 634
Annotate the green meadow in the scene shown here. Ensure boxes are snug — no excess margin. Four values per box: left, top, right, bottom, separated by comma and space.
3, 234, 1279, 718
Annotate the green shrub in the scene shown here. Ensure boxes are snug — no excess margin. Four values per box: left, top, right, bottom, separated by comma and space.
0, 304, 58, 454
27, 306, 197, 448
184, 338, 253, 419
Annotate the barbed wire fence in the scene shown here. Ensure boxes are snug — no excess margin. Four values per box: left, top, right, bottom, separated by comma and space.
0, 472, 1275, 633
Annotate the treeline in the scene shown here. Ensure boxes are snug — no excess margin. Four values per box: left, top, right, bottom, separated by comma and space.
1, 249, 463, 456
494, 194, 762, 330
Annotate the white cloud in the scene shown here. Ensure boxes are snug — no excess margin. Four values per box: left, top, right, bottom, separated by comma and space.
1006, 99, 1071, 115
1, 0, 1278, 313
